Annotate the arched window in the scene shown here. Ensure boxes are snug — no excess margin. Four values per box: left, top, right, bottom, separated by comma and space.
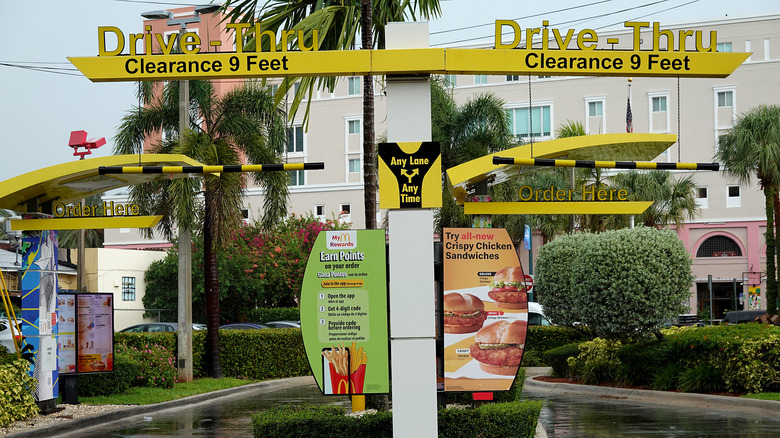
695, 235, 742, 257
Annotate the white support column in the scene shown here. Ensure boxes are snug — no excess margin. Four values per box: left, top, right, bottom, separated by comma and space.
386, 22, 437, 438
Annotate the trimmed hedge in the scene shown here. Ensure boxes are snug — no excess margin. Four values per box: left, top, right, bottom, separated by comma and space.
525, 325, 592, 366
115, 328, 309, 381
0, 359, 38, 427
78, 352, 139, 396
252, 401, 542, 438
219, 328, 309, 379
544, 343, 581, 377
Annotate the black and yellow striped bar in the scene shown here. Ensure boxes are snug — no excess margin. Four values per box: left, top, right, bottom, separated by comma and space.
492, 157, 719, 171
98, 162, 325, 175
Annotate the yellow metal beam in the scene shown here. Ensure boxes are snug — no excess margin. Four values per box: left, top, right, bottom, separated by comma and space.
493, 157, 719, 171
10, 216, 162, 231
68, 49, 748, 83
465, 201, 653, 215
446, 133, 678, 205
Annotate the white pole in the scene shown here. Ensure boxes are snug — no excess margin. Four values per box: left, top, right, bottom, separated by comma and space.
386, 22, 437, 438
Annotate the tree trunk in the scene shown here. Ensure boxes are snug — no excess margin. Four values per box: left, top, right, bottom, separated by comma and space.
204, 190, 222, 378
767, 186, 779, 315
764, 186, 777, 316
361, 0, 377, 230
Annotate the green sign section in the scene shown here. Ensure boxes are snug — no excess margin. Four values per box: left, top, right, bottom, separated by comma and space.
300, 230, 389, 395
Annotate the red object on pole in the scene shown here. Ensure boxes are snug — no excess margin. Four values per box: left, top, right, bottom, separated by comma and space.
69, 130, 105, 158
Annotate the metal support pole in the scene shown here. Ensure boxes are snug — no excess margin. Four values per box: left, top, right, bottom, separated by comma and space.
177, 29, 193, 382
386, 22, 437, 438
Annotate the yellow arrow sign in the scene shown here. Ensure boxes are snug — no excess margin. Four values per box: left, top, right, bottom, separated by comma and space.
10, 216, 163, 231
69, 48, 748, 82
464, 201, 653, 215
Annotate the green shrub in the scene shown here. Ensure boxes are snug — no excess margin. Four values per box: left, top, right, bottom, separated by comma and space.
219, 328, 310, 379
246, 307, 300, 323
677, 364, 725, 393
569, 227, 693, 340
119, 343, 176, 388
77, 352, 140, 396
525, 326, 592, 366
567, 338, 622, 384
252, 401, 542, 438
535, 233, 597, 326
0, 359, 38, 427
617, 339, 674, 386
544, 343, 581, 377
651, 363, 682, 391
252, 404, 391, 438
116, 331, 207, 378
438, 401, 542, 438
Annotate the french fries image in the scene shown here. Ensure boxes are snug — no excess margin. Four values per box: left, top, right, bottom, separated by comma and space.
322, 342, 369, 394
322, 344, 350, 376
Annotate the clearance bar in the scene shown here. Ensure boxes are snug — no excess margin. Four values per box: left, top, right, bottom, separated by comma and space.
492, 157, 720, 171
98, 162, 324, 175
68, 49, 749, 82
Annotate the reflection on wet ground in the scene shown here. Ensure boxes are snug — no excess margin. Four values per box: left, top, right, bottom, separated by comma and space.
55, 378, 780, 438
524, 392, 780, 437
58, 381, 349, 438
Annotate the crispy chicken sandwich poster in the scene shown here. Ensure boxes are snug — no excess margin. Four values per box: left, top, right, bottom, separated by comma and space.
300, 229, 389, 395
442, 228, 528, 392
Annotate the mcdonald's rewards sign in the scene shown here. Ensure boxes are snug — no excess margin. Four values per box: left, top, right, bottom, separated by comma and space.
378, 142, 441, 209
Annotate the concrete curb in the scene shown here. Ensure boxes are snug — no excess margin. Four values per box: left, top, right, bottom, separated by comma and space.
523, 369, 780, 417
7, 376, 315, 438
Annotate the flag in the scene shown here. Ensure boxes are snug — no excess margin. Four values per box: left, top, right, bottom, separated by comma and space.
626, 96, 633, 133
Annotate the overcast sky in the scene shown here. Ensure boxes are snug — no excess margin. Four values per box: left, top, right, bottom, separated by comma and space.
1, 0, 777, 183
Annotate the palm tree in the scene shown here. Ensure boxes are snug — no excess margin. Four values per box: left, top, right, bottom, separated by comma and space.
114, 80, 288, 377
611, 170, 699, 228
716, 104, 780, 315
222, 0, 442, 229
430, 78, 518, 235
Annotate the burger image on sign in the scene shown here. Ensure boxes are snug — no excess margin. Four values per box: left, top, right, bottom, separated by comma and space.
468, 320, 527, 376
443, 293, 488, 334
488, 266, 528, 310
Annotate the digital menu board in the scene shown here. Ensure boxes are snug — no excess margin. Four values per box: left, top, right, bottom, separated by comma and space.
58, 293, 114, 374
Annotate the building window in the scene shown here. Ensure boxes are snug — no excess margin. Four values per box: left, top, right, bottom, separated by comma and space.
315, 204, 325, 221
474, 75, 487, 85
348, 77, 361, 95
696, 235, 742, 257
717, 91, 733, 107
122, 277, 136, 301
727, 185, 741, 208
287, 126, 304, 153
288, 170, 305, 186
716, 42, 732, 52
652, 96, 667, 112
339, 203, 351, 224
506, 75, 520, 82
695, 186, 708, 209
443, 74, 456, 88
507, 105, 552, 139
588, 101, 603, 117
349, 158, 361, 173
348, 120, 361, 135
537, 75, 551, 79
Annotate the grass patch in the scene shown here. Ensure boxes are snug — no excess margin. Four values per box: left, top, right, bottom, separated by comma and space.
79, 378, 258, 405
742, 392, 780, 401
